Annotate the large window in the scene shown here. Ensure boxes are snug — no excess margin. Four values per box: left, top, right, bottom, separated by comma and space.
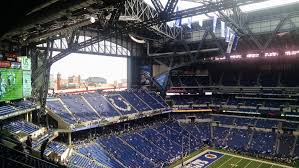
50, 53, 127, 91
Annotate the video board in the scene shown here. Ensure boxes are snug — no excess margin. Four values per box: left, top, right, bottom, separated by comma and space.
0, 68, 23, 101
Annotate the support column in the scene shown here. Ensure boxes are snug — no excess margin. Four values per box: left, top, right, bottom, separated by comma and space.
25, 113, 29, 122
68, 132, 72, 145
29, 112, 33, 122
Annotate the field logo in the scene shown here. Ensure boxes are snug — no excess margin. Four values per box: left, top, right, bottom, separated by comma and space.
205, 154, 217, 159
184, 151, 223, 168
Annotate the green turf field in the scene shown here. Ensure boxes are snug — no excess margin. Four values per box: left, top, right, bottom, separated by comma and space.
170, 149, 293, 168
207, 154, 289, 168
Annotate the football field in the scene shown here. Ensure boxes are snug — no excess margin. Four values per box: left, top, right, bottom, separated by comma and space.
207, 154, 289, 168
173, 150, 293, 168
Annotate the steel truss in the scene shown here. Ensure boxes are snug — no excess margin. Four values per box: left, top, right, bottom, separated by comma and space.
36, 33, 132, 57
30, 0, 263, 114
122, 0, 180, 39
33, 0, 253, 76
152, 2, 299, 70
218, 7, 296, 52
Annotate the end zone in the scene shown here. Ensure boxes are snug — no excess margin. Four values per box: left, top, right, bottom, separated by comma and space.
175, 151, 224, 168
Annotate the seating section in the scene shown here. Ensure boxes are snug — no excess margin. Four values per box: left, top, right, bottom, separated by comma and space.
45, 141, 67, 155
148, 92, 168, 107
77, 143, 122, 168
282, 122, 299, 130
278, 134, 295, 156
234, 117, 256, 126
13, 100, 37, 110
171, 76, 181, 87
70, 122, 212, 168
259, 71, 278, 87
294, 138, 299, 157
33, 133, 52, 148
180, 122, 210, 145
0, 100, 37, 117
171, 95, 297, 117
0, 105, 17, 116
281, 70, 299, 87
249, 131, 277, 154
60, 94, 99, 121
47, 90, 169, 124
0, 143, 60, 168
139, 127, 182, 157
3, 120, 39, 134
119, 91, 151, 112
105, 94, 137, 115
170, 70, 299, 87
195, 76, 209, 86
213, 127, 230, 147
3, 114, 294, 167
195, 123, 211, 140
47, 100, 77, 124
222, 71, 238, 86
134, 90, 164, 109
120, 132, 171, 167
213, 115, 234, 125
240, 71, 258, 86
155, 123, 200, 152
227, 128, 252, 150
65, 116, 298, 167
256, 119, 279, 128
97, 135, 154, 168
180, 76, 198, 86
68, 153, 99, 168
82, 93, 120, 117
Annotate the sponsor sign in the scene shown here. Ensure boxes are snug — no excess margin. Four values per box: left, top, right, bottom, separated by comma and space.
0, 61, 11, 68
11, 62, 21, 69
23, 71, 32, 97
19, 56, 31, 71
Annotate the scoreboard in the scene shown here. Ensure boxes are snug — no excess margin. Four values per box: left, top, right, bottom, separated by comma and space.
0, 56, 32, 102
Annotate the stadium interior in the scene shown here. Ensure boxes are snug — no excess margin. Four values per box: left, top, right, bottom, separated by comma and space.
1, 0, 299, 168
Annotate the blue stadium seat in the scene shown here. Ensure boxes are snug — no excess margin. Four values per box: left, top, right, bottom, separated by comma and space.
148, 92, 168, 107
47, 100, 77, 124
121, 132, 171, 166
134, 90, 164, 109
82, 92, 120, 117
226, 128, 252, 150
249, 131, 276, 154
3, 120, 39, 134
77, 143, 122, 168
97, 135, 154, 168
278, 133, 295, 157
60, 94, 99, 121
119, 91, 152, 112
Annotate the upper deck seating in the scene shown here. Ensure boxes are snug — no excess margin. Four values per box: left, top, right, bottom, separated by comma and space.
82, 92, 120, 118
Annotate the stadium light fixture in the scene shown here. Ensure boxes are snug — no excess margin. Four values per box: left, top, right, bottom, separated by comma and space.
129, 34, 146, 44
215, 56, 225, 60
285, 50, 299, 56
90, 16, 96, 23
265, 52, 278, 57
246, 54, 259, 58
230, 55, 242, 59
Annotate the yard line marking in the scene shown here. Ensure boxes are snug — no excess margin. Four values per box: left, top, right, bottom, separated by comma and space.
216, 156, 234, 168
256, 162, 264, 168
230, 158, 243, 168
244, 160, 253, 168
214, 150, 292, 168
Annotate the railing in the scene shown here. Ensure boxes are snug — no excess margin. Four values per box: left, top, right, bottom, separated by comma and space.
0, 155, 34, 168
0, 143, 62, 168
